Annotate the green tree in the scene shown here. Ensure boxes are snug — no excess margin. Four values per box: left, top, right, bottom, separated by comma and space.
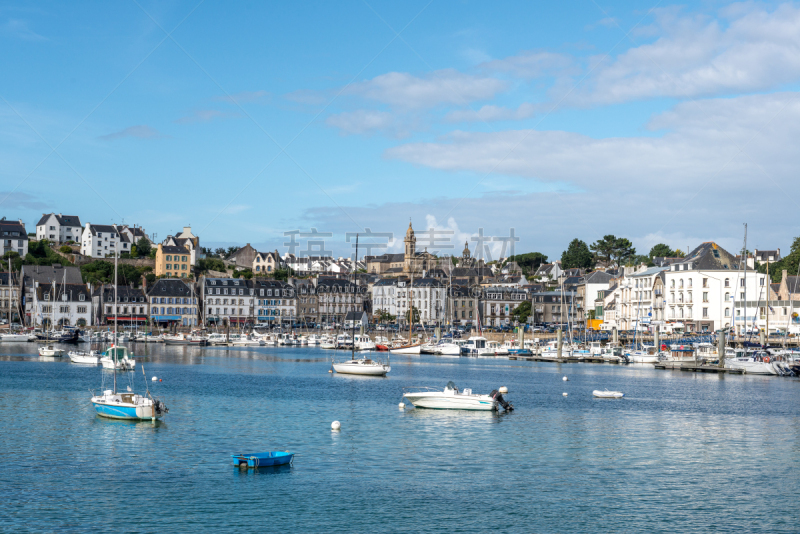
613, 237, 636, 267
135, 238, 151, 257
214, 247, 226, 257
590, 235, 617, 266
197, 257, 226, 273
648, 243, 675, 259
375, 309, 396, 323
504, 252, 548, 275
626, 254, 653, 267
560, 239, 593, 269
510, 301, 531, 324
59, 245, 72, 254
760, 236, 800, 283
272, 267, 292, 282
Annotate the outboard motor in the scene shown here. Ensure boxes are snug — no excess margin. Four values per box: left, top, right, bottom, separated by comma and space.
489, 389, 513, 412
154, 400, 169, 416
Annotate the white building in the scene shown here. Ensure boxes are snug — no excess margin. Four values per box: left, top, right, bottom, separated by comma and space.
252, 250, 283, 275
163, 226, 199, 265
371, 278, 398, 319
80, 224, 131, 258
35, 213, 82, 244
393, 277, 446, 326
32, 282, 92, 327
0, 218, 28, 258
664, 242, 766, 334
118, 225, 149, 246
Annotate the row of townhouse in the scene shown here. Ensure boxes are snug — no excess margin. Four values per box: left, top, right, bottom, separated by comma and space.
583, 242, 781, 335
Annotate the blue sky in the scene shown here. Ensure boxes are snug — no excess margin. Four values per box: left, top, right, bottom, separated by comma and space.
2, 0, 800, 261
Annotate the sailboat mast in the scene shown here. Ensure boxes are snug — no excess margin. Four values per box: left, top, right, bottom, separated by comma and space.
351, 234, 358, 360
113, 247, 118, 394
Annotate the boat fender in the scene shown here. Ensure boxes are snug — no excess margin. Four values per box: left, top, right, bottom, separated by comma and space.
331, 421, 341, 431
764, 357, 770, 363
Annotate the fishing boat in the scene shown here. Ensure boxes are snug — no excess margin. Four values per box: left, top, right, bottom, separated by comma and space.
232, 451, 293, 468
402, 382, 513, 411
38, 345, 64, 357
68, 349, 100, 364
593, 390, 624, 398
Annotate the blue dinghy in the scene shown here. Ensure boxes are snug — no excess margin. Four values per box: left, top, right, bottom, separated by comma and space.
232, 451, 294, 468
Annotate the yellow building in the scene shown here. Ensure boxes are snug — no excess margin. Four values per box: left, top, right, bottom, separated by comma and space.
155, 244, 191, 278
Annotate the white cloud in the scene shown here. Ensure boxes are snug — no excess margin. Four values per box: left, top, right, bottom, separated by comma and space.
98, 125, 164, 141
480, 50, 574, 79
325, 110, 395, 136
388, 92, 800, 190
566, 4, 800, 105
344, 69, 507, 109
445, 103, 535, 123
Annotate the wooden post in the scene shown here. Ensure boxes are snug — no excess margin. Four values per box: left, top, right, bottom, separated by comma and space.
557, 328, 563, 359
718, 330, 726, 368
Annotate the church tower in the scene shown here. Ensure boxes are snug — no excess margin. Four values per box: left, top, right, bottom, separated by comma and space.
403, 221, 416, 273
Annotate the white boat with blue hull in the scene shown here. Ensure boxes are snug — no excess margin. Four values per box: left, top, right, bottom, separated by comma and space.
91, 390, 168, 420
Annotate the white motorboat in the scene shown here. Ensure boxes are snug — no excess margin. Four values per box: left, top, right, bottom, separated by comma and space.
354, 334, 376, 351
433, 340, 462, 356
277, 333, 301, 346
724, 349, 778, 375
319, 335, 337, 349
38, 345, 65, 357
539, 340, 571, 359
332, 357, 390, 376
402, 382, 513, 411
627, 345, 660, 363
460, 336, 497, 356
207, 333, 228, 345
593, 390, 624, 398
0, 333, 32, 342
100, 346, 135, 371
231, 334, 261, 346
68, 350, 101, 364
486, 340, 509, 356
307, 334, 322, 345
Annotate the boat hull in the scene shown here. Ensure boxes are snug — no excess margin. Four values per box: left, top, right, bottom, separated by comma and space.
390, 344, 422, 354
92, 401, 163, 420
232, 452, 293, 468
402, 393, 496, 411
68, 352, 99, 364
333, 360, 390, 376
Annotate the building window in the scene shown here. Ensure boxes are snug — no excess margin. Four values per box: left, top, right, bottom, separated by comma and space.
702, 278, 708, 288
724, 278, 730, 287
166, 255, 172, 261
702, 307, 708, 318
702, 292, 708, 303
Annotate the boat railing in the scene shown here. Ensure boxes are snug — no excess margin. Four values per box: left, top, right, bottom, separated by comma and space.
402, 386, 443, 393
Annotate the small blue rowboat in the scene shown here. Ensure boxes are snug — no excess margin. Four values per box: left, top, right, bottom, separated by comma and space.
232, 451, 294, 468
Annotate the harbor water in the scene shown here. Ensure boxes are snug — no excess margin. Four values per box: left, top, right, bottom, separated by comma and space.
1, 343, 798, 533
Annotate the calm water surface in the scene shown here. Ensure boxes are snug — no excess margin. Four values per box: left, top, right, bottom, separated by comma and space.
1, 342, 798, 533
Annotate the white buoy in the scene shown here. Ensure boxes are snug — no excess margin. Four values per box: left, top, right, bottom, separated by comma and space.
562, 376, 568, 381
151, 376, 157, 381
331, 421, 341, 431
499, 386, 508, 394
398, 402, 405, 408
328, 369, 333, 373
563, 392, 568, 396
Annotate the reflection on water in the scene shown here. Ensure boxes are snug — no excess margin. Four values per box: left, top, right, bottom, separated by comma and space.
0, 341, 799, 532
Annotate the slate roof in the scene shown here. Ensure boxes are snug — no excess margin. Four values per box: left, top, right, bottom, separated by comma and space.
21, 265, 82, 287
161, 245, 189, 254
787, 276, 800, 295
36, 213, 82, 227
678, 242, 739, 270
148, 279, 194, 297
344, 311, 367, 321
0, 219, 27, 240
36, 283, 90, 302
584, 271, 614, 284
94, 285, 146, 301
